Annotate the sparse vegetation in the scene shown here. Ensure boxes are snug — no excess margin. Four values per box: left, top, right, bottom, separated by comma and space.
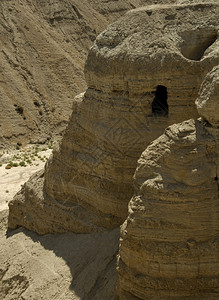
15, 106, 24, 115
2, 143, 52, 169
19, 161, 26, 167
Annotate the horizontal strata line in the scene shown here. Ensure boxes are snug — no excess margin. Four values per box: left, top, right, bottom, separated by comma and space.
136, 197, 218, 205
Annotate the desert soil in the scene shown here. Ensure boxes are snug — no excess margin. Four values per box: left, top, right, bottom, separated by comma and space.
0, 210, 119, 300
0, 146, 119, 299
0, 146, 52, 211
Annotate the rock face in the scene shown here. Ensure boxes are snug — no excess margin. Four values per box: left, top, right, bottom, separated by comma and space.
196, 66, 219, 128
8, 2, 219, 234
117, 66, 219, 299
1, 0, 170, 147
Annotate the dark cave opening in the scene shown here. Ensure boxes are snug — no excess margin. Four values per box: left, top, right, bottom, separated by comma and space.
152, 85, 168, 117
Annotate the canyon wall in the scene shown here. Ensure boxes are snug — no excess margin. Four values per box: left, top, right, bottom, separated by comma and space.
8, 2, 219, 234
0, 0, 177, 148
118, 65, 219, 299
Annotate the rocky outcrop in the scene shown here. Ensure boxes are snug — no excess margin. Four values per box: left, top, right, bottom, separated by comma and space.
8, 2, 219, 234
1, 0, 173, 147
196, 65, 219, 128
117, 66, 219, 299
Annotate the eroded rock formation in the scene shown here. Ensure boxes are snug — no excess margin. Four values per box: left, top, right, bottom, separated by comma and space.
117, 65, 219, 299
8, 2, 219, 234
1, 0, 173, 147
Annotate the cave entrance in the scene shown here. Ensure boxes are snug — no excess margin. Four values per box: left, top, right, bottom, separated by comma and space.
179, 29, 217, 61
152, 85, 168, 117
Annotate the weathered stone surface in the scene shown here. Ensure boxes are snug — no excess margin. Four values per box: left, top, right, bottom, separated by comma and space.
1, 0, 170, 147
196, 65, 219, 128
177, 0, 217, 3
118, 67, 219, 299
0, 0, 95, 146
0, 210, 119, 300
8, 2, 219, 234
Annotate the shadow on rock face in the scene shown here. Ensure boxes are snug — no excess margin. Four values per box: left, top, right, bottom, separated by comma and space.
5, 225, 119, 300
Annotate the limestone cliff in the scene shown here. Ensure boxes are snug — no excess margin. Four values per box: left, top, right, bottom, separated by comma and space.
8, 2, 219, 234
1, 0, 173, 147
117, 66, 219, 299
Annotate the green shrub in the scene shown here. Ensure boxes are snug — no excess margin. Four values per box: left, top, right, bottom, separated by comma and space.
19, 161, 26, 167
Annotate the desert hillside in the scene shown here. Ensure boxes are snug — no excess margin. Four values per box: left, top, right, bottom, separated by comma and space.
0, 0, 176, 149
1, 1, 218, 300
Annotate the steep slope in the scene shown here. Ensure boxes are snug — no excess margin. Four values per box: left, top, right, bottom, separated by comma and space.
118, 66, 219, 299
0, 0, 177, 148
0, 210, 119, 300
8, 2, 219, 234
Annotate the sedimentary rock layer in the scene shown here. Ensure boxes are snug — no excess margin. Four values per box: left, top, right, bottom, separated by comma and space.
8, 3, 219, 234
196, 65, 219, 128
1, 0, 170, 146
118, 66, 219, 299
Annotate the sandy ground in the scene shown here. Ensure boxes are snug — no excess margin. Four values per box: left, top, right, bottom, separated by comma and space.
0, 146, 119, 299
0, 210, 119, 300
0, 147, 52, 211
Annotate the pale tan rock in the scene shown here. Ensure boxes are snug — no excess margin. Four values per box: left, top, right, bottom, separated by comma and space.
0, 210, 119, 300
1, 0, 168, 147
8, 2, 219, 234
196, 65, 219, 128
177, 0, 217, 3
118, 67, 219, 299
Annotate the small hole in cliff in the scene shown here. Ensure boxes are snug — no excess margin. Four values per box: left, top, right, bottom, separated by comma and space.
179, 29, 217, 61
152, 85, 168, 117
214, 176, 218, 181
